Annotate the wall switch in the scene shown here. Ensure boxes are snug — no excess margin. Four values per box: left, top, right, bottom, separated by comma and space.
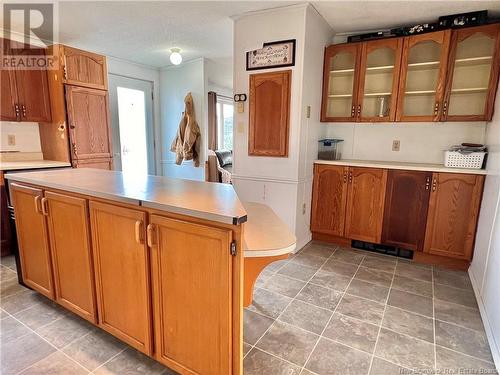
392, 140, 400, 151
306, 106, 311, 118
237, 102, 244, 113
7, 134, 15, 146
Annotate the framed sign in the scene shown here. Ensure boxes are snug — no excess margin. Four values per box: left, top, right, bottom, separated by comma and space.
246, 39, 296, 71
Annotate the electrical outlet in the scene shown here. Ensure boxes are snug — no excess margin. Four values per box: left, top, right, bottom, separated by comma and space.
237, 121, 244, 134
392, 140, 400, 151
302, 203, 306, 215
7, 134, 15, 146
306, 106, 311, 118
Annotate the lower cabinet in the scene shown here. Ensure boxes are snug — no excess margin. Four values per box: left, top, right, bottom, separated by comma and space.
345, 167, 387, 243
89, 201, 152, 355
424, 173, 484, 260
10, 183, 54, 299
150, 215, 233, 374
45, 191, 96, 322
382, 170, 431, 251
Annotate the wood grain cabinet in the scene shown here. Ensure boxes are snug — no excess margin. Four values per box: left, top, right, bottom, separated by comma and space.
382, 170, 431, 251
249, 70, 291, 157
9, 184, 54, 299
89, 201, 152, 355
45, 191, 96, 323
150, 215, 233, 374
424, 172, 484, 260
61, 45, 108, 90
311, 164, 348, 236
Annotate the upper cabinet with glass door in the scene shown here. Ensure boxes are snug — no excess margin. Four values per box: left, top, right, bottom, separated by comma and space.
396, 30, 451, 122
443, 24, 500, 121
321, 44, 361, 122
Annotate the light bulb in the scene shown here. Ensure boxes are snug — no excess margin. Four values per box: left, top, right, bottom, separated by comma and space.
170, 48, 182, 65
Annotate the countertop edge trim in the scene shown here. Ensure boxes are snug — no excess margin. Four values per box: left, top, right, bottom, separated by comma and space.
244, 243, 296, 258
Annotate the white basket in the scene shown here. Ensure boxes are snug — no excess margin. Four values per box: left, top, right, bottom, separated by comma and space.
444, 151, 486, 169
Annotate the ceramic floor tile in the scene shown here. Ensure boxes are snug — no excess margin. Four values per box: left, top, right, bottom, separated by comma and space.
321, 259, 359, 278
0, 255, 16, 270
391, 275, 433, 298
382, 306, 433, 343
300, 243, 336, 259
256, 320, 318, 367
36, 314, 94, 349
354, 267, 393, 287
244, 348, 301, 375
290, 253, 326, 269
336, 294, 385, 325
0, 289, 45, 315
14, 299, 68, 330
435, 320, 493, 362
278, 262, 318, 282
93, 347, 168, 375
434, 300, 484, 332
360, 256, 396, 273
323, 313, 379, 353
295, 283, 343, 310
369, 357, 408, 375
394, 262, 432, 282
0, 315, 31, 342
247, 288, 292, 319
0, 265, 17, 282
19, 351, 88, 375
375, 328, 434, 370
305, 338, 371, 375
254, 270, 275, 289
279, 300, 332, 334
434, 283, 478, 308
62, 329, 127, 371
347, 279, 390, 304
1, 331, 56, 375
433, 268, 472, 290
243, 342, 252, 356
262, 274, 306, 298
310, 270, 351, 292
1, 277, 28, 298
243, 310, 275, 346
264, 259, 288, 273
386, 289, 433, 317
330, 248, 366, 265
435, 346, 497, 373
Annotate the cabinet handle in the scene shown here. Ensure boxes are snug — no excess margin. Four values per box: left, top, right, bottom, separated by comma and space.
63, 65, 68, 80
351, 105, 355, 117
21, 105, 26, 118
14, 104, 20, 119
425, 176, 431, 190
41, 197, 49, 216
72, 143, 78, 156
343, 172, 347, 183
135, 220, 143, 244
434, 102, 439, 115
146, 224, 155, 247
34, 195, 42, 214
432, 178, 437, 192
348, 172, 353, 184
442, 101, 448, 116
357, 104, 361, 117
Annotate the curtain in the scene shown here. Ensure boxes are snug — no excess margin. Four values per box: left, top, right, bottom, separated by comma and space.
208, 91, 217, 151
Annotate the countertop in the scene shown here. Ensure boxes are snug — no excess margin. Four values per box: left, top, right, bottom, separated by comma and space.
243, 202, 296, 257
0, 160, 71, 171
315, 159, 488, 175
5, 168, 247, 225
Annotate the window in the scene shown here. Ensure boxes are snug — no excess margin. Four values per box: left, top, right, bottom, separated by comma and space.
216, 98, 233, 150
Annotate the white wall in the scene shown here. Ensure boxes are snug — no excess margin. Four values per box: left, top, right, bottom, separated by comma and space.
324, 122, 487, 164
160, 58, 207, 180
470, 90, 500, 368
0, 122, 41, 152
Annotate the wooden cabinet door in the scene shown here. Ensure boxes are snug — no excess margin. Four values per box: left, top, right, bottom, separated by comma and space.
321, 43, 361, 122
13, 48, 51, 122
357, 38, 403, 122
443, 24, 500, 121
311, 164, 349, 236
345, 167, 387, 243
66, 86, 112, 160
249, 70, 291, 157
382, 170, 431, 251
0, 172, 12, 256
45, 191, 96, 323
424, 173, 484, 260
150, 215, 233, 375
396, 30, 451, 121
62, 45, 108, 90
1, 69, 19, 121
90, 201, 152, 354
10, 183, 54, 299
73, 158, 113, 170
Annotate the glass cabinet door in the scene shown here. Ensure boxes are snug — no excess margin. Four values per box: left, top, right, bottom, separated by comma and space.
444, 24, 500, 121
357, 39, 403, 121
321, 44, 360, 122
396, 31, 451, 121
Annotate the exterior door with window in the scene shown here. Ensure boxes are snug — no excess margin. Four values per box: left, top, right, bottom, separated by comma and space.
217, 97, 234, 150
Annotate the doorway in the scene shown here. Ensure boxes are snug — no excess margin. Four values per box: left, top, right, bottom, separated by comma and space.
109, 74, 155, 175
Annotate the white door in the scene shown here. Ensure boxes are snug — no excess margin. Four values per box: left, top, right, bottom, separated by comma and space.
109, 75, 155, 175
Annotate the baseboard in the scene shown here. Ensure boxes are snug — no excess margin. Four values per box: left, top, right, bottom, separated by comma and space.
294, 234, 312, 253
468, 268, 500, 370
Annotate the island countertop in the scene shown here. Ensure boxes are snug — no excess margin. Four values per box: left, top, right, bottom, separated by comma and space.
5, 168, 247, 225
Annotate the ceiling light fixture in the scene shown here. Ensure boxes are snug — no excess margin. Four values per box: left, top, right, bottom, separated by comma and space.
170, 48, 182, 65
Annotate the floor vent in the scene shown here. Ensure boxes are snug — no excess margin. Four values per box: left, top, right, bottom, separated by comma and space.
351, 240, 413, 260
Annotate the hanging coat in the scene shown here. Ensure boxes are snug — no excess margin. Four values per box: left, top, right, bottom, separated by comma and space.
170, 92, 201, 167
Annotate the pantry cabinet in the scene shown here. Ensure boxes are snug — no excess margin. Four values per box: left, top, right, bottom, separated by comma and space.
424, 173, 484, 260
89, 201, 152, 354
10, 184, 54, 299
150, 215, 233, 374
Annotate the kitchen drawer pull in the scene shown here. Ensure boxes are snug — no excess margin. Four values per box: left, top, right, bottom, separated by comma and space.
135, 220, 143, 244
41, 197, 49, 216
146, 224, 155, 247
14, 104, 20, 118
34, 195, 42, 214
21, 105, 27, 117
434, 102, 439, 116
432, 178, 438, 192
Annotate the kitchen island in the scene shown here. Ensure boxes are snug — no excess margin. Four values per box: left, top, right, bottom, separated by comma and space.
6, 168, 248, 375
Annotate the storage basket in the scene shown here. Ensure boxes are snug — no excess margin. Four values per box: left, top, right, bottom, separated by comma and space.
444, 151, 486, 169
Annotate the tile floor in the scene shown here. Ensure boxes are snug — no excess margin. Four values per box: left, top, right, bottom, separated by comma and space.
1, 243, 498, 375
